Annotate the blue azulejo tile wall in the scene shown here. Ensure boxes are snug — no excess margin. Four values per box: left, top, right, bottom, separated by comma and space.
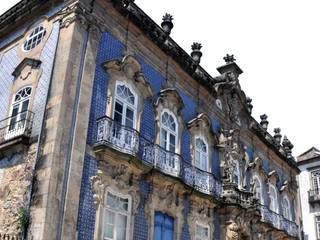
77, 154, 98, 240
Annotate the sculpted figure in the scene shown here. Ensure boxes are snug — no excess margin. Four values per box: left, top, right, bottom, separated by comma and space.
226, 221, 239, 240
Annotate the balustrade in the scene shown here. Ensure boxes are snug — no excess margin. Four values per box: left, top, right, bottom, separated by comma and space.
0, 110, 34, 145
96, 116, 222, 196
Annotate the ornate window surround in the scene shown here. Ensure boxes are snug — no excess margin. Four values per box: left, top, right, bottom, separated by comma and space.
282, 194, 291, 221
90, 163, 141, 240
159, 109, 178, 152
252, 174, 264, 205
188, 196, 215, 240
187, 113, 215, 172
249, 157, 268, 205
103, 55, 152, 132
269, 183, 279, 213
154, 88, 184, 154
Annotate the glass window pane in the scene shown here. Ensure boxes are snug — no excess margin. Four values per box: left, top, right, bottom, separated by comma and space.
169, 134, 175, 152
160, 129, 167, 149
104, 210, 115, 239
116, 214, 127, 240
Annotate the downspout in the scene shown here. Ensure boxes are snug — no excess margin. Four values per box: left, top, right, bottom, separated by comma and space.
24, 23, 60, 240
56, 1, 95, 239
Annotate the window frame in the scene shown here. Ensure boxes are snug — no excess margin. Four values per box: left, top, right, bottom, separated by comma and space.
315, 215, 320, 240
194, 136, 209, 172
195, 222, 210, 240
312, 169, 320, 194
112, 81, 138, 129
101, 188, 132, 240
6, 86, 32, 137
253, 175, 264, 205
269, 184, 279, 213
159, 110, 178, 153
282, 195, 291, 220
23, 25, 47, 52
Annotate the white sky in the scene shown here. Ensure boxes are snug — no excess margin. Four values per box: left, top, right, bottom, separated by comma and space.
1, 0, 319, 156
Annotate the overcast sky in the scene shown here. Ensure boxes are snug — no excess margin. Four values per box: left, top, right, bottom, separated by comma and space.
1, 0, 319, 156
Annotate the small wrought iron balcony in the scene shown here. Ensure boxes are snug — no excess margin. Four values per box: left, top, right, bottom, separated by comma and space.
259, 205, 299, 237
95, 116, 222, 197
308, 189, 320, 204
0, 110, 34, 147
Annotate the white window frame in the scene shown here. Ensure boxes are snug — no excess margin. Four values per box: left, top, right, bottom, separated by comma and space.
282, 195, 291, 220
195, 222, 210, 240
315, 215, 320, 239
312, 169, 320, 194
6, 86, 32, 139
159, 110, 178, 153
23, 25, 46, 52
269, 184, 279, 213
253, 175, 264, 204
101, 188, 132, 240
194, 136, 209, 172
112, 81, 137, 129
234, 161, 241, 188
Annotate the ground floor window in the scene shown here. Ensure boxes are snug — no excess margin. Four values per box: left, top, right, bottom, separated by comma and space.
195, 223, 209, 240
316, 216, 320, 239
102, 191, 131, 240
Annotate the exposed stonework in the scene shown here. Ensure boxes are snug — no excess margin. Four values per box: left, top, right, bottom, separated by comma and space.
0, 143, 37, 236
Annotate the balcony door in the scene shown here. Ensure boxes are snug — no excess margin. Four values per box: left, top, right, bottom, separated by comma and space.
159, 111, 178, 175
111, 83, 137, 152
5, 87, 32, 140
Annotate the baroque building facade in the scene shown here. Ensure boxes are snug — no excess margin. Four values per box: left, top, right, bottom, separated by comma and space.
298, 147, 320, 240
0, 0, 301, 239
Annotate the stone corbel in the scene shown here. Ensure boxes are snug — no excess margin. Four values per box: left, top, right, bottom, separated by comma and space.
90, 170, 105, 209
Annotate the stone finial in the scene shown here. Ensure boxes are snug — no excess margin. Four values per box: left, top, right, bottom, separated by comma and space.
282, 136, 294, 159
273, 128, 282, 145
223, 54, 236, 63
259, 114, 269, 131
161, 13, 174, 35
122, 0, 135, 9
246, 97, 253, 114
191, 42, 203, 64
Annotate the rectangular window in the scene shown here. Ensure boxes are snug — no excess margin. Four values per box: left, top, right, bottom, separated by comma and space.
195, 224, 209, 240
312, 170, 320, 194
103, 192, 130, 240
154, 212, 174, 240
316, 216, 320, 239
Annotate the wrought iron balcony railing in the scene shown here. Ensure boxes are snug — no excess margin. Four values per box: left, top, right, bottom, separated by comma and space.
308, 189, 320, 203
96, 116, 222, 197
0, 110, 34, 146
259, 205, 299, 237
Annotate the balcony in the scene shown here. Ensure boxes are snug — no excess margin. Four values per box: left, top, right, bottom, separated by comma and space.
95, 116, 222, 197
0, 110, 34, 150
259, 205, 299, 237
308, 189, 320, 204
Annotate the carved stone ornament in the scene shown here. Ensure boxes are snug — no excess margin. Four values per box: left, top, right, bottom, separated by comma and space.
103, 55, 153, 99
188, 198, 215, 240
226, 220, 239, 240
89, 163, 141, 214
12, 58, 41, 79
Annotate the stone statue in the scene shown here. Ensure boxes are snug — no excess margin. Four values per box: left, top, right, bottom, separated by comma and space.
226, 221, 239, 240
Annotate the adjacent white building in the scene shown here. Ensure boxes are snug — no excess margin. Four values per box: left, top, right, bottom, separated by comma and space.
298, 147, 320, 240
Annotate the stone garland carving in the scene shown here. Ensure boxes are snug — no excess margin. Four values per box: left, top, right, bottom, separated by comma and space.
89, 163, 140, 214
188, 198, 215, 240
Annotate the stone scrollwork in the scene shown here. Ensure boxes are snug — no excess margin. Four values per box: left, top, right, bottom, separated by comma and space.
89, 162, 141, 214
225, 220, 239, 240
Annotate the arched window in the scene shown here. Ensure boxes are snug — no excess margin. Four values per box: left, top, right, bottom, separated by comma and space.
102, 190, 132, 240
269, 184, 279, 213
253, 176, 263, 204
23, 25, 46, 51
234, 161, 241, 187
113, 83, 137, 128
195, 137, 208, 171
282, 196, 291, 220
9, 86, 32, 132
160, 111, 177, 153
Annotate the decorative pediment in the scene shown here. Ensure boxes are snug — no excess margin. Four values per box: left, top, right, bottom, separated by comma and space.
102, 55, 152, 98
154, 88, 184, 113
89, 162, 141, 214
187, 113, 211, 131
267, 169, 280, 186
12, 57, 41, 79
